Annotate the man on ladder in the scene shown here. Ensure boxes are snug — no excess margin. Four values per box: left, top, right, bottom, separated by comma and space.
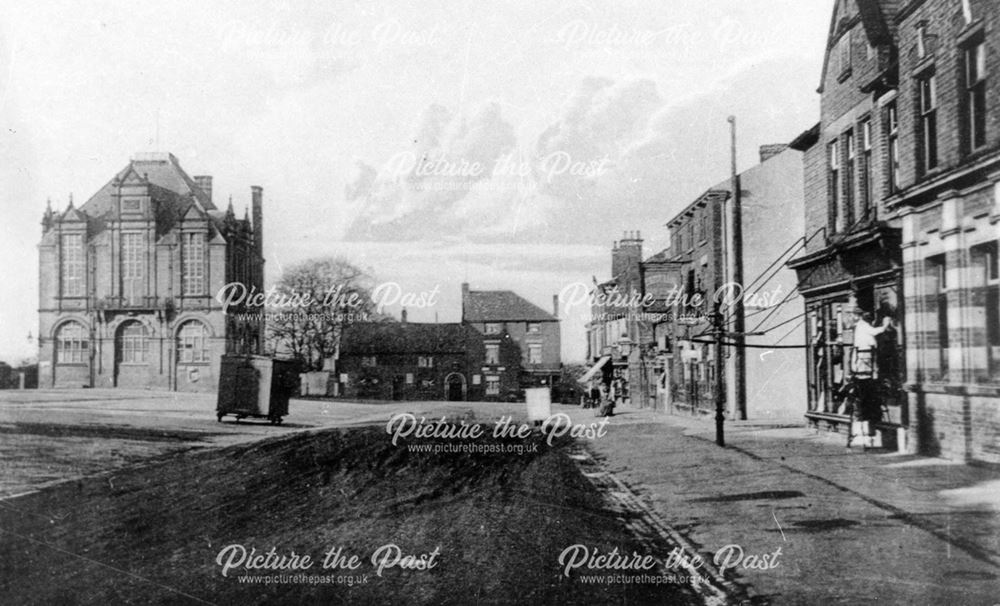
848, 308, 893, 448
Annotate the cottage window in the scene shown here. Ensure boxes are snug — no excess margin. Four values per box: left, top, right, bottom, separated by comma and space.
485, 375, 500, 395
528, 343, 543, 364
484, 322, 501, 335
417, 355, 434, 368
485, 343, 500, 365
361, 355, 377, 367
56, 321, 88, 364
527, 322, 540, 334
177, 321, 209, 363
60, 234, 85, 297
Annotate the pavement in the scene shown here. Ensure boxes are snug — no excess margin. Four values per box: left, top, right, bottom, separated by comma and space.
2, 389, 999, 604
558, 402, 1000, 605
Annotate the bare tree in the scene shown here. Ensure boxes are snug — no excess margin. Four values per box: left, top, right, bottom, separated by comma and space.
266, 257, 381, 371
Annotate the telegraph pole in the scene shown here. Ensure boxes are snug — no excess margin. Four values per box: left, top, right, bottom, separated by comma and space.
713, 298, 726, 447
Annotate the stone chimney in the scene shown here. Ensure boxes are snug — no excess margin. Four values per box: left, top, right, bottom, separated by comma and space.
759, 144, 788, 163
552, 294, 559, 319
611, 230, 643, 279
193, 176, 213, 203
251, 186, 263, 258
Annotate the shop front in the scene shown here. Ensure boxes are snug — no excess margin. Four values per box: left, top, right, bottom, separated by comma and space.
790, 227, 906, 448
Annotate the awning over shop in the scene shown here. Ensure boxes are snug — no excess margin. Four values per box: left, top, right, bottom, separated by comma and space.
577, 356, 611, 383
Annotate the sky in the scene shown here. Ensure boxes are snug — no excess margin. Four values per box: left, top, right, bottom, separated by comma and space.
0, 0, 832, 364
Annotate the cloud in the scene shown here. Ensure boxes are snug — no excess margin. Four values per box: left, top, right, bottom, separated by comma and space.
344, 57, 815, 249
344, 159, 377, 202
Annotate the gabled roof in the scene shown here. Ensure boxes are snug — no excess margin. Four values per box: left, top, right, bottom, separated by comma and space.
70, 153, 219, 238
80, 152, 214, 218
463, 289, 557, 323
340, 322, 480, 355
818, 0, 898, 92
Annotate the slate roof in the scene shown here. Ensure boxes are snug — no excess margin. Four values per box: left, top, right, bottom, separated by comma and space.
340, 322, 480, 355
77, 153, 221, 237
463, 289, 557, 323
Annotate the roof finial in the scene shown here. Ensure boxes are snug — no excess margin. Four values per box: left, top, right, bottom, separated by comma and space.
67, 193, 74, 208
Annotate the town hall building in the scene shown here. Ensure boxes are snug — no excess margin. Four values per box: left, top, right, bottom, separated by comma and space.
38, 152, 264, 391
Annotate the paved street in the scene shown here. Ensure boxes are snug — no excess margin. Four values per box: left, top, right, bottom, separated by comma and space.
558, 404, 1000, 604
2, 389, 999, 604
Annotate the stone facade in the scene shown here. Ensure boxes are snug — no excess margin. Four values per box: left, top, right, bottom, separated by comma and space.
37, 153, 264, 392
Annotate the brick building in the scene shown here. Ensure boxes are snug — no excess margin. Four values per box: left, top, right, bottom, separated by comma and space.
585, 232, 684, 411
38, 152, 264, 391
665, 145, 806, 420
789, 0, 999, 462
462, 283, 561, 393
338, 319, 488, 401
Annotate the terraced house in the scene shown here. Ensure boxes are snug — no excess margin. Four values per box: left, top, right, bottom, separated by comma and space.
789, 0, 999, 462
38, 152, 265, 392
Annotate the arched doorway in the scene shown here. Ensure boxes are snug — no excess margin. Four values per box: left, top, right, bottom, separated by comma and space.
444, 373, 466, 401
175, 320, 210, 391
114, 320, 149, 388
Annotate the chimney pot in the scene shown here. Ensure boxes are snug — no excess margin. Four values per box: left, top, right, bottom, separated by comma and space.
401, 308, 408, 323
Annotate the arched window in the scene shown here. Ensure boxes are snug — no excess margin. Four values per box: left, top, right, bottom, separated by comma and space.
119, 321, 148, 363
177, 321, 209, 363
56, 322, 88, 364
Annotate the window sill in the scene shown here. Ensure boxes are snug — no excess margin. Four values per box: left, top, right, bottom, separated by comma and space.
836, 67, 853, 84
56, 363, 89, 367
177, 361, 210, 366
